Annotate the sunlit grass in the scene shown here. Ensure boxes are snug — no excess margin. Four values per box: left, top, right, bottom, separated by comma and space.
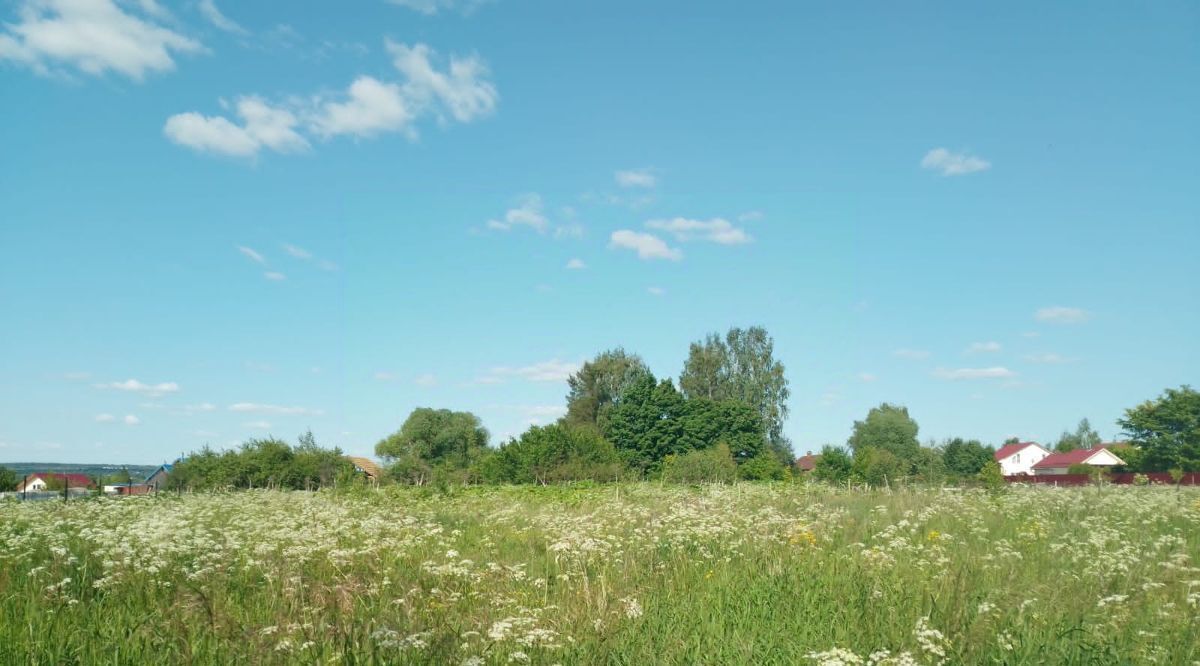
2, 483, 1199, 664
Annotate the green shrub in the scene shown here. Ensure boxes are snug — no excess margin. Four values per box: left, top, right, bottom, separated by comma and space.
662, 443, 737, 484
738, 451, 790, 481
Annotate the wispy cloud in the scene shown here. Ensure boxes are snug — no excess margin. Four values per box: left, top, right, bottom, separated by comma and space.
647, 286, 666, 296
244, 420, 272, 430
487, 194, 547, 233
95, 378, 180, 396
282, 243, 311, 259
197, 0, 247, 35
565, 258, 586, 270
386, 0, 490, 16
483, 359, 581, 384
166, 40, 496, 158
1024, 352, 1073, 364
609, 230, 682, 261
237, 245, 266, 264
1035, 306, 1090, 324
123, 414, 140, 425
615, 168, 656, 189
414, 373, 438, 387
645, 217, 751, 245
0, 0, 203, 81
228, 402, 323, 416
966, 341, 1002, 354
933, 367, 1016, 380
373, 371, 397, 381
858, 372, 878, 383
263, 271, 286, 281
95, 413, 115, 423
921, 148, 991, 176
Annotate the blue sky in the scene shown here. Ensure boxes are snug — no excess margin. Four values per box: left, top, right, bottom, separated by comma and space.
1, 0, 1197, 464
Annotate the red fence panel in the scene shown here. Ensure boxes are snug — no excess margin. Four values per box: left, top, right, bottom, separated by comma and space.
1005, 472, 1200, 486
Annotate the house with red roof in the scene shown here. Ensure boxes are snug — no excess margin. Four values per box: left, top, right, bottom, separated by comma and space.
1032, 446, 1126, 475
794, 451, 821, 473
994, 441, 1051, 476
15, 473, 94, 492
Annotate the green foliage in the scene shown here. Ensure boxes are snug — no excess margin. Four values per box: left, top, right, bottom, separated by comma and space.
846, 404, 920, 477
564, 348, 651, 430
1054, 418, 1102, 453
661, 443, 737, 484
1169, 468, 1185, 484
376, 408, 490, 481
679, 326, 792, 464
1132, 473, 1150, 486
1066, 463, 1094, 475
170, 433, 352, 491
0, 466, 17, 492
812, 446, 852, 483
911, 446, 947, 484
484, 423, 623, 484
603, 373, 767, 474
977, 461, 1005, 489
737, 451, 790, 481
852, 447, 907, 487
942, 438, 995, 477
1118, 385, 1200, 472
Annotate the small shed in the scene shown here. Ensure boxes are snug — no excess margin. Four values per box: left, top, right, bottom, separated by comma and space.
144, 464, 174, 491
346, 456, 382, 484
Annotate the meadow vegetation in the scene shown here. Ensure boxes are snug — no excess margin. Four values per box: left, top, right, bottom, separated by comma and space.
3, 482, 1200, 664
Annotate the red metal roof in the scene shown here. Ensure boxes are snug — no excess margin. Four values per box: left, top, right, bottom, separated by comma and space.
994, 441, 1040, 461
1032, 447, 1119, 469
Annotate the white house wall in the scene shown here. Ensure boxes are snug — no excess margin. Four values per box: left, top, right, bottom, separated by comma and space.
998, 446, 1051, 476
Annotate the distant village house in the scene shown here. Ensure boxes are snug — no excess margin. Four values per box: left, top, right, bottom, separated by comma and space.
1033, 446, 1126, 475
346, 456, 382, 484
15, 473, 94, 492
994, 441, 1052, 476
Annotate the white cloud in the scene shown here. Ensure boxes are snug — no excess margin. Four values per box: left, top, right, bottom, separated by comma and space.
197, 0, 246, 35
317, 259, 339, 271
244, 420, 271, 430
966, 341, 1002, 354
921, 148, 990, 176
645, 217, 751, 245
737, 210, 763, 222
228, 402, 322, 415
263, 271, 286, 281
413, 373, 438, 387
0, 0, 203, 80
181, 402, 217, 413
374, 371, 397, 381
168, 41, 495, 157
487, 194, 547, 233
487, 359, 580, 383
893, 349, 930, 360
95, 413, 115, 422
609, 230, 682, 261
386, 40, 498, 124
933, 367, 1016, 380
309, 76, 413, 139
165, 97, 309, 158
236, 245, 265, 263
858, 372, 878, 383
1035, 306, 1090, 324
96, 378, 180, 396
647, 286, 665, 296
615, 168, 656, 189
282, 243, 311, 259
565, 258, 586, 270
386, 0, 489, 16
1021, 331, 1041, 339
1024, 353, 1072, 364
123, 414, 140, 425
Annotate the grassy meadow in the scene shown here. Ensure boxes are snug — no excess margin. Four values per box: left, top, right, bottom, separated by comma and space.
2, 483, 1199, 665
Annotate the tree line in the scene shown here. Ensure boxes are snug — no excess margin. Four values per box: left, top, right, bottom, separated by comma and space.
167, 431, 356, 491
376, 326, 794, 484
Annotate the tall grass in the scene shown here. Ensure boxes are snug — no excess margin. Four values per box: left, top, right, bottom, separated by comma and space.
2, 483, 1198, 664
